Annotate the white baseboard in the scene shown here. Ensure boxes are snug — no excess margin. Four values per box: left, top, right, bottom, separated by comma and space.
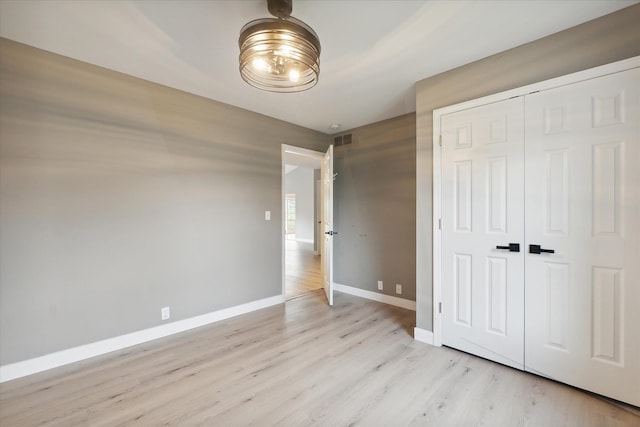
0, 295, 284, 383
334, 283, 416, 311
414, 327, 435, 345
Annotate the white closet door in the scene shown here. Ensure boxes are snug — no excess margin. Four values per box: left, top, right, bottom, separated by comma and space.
441, 97, 525, 369
524, 68, 640, 406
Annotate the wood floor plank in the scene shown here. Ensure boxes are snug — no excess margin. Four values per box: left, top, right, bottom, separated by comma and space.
1, 290, 638, 426
285, 239, 322, 300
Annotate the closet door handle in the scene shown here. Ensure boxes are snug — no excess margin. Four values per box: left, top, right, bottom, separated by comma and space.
496, 243, 520, 252
529, 244, 554, 254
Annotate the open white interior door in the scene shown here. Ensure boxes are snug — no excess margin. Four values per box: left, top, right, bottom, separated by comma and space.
321, 145, 334, 306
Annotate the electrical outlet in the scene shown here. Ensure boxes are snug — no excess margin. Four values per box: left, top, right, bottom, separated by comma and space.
265, 210, 271, 221
161, 306, 170, 320
395, 284, 402, 295
377, 280, 383, 290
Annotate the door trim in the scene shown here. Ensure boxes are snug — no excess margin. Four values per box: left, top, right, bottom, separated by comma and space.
281, 144, 324, 300
431, 56, 640, 347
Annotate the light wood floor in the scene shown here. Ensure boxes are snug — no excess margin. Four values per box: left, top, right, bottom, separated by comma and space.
285, 239, 322, 300
1, 292, 638, 426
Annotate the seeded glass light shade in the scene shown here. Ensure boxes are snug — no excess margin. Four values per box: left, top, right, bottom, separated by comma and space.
239, 17, 321, 92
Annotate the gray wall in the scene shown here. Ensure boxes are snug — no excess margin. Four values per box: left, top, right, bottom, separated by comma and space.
334, 114, 416, 301
0, 38, 329, 365
415, 5, 640, 331
284, 166, 314, 242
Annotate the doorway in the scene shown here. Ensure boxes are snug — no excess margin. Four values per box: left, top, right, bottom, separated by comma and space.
282, 145, 324, 300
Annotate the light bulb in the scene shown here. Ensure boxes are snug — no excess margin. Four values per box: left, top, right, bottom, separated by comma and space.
252, 58, 271, 72
289, 69, 300, 82
276, 45, 292, 57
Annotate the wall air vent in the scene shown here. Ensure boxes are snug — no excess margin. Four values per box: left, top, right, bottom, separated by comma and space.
334, 134, 352, 147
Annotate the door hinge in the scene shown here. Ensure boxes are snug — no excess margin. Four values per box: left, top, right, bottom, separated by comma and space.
438, 218, 442, 230
439, 135, 442, 147
438, 302, 442, 314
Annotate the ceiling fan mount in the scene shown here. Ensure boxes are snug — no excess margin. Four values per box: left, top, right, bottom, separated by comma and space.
267, 0, 292, 20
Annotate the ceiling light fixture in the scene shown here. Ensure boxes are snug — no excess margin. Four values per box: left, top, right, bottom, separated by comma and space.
238, 0, 321, 92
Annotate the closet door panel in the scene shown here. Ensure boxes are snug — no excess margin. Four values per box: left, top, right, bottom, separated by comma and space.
524, 68, 640, 406
441, 97, 525, 369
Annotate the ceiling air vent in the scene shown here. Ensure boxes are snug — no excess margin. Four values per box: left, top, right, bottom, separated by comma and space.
334, 135, 343, 146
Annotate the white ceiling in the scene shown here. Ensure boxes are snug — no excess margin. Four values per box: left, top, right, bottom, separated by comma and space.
0, 0, 636, 134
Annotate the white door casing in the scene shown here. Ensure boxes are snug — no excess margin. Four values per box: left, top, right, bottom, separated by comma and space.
524, 68, 640, 406
322, 145, 334, 306
441, 97, 525, 369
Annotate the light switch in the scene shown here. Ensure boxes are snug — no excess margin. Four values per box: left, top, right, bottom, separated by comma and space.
265, 210, 271, 221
